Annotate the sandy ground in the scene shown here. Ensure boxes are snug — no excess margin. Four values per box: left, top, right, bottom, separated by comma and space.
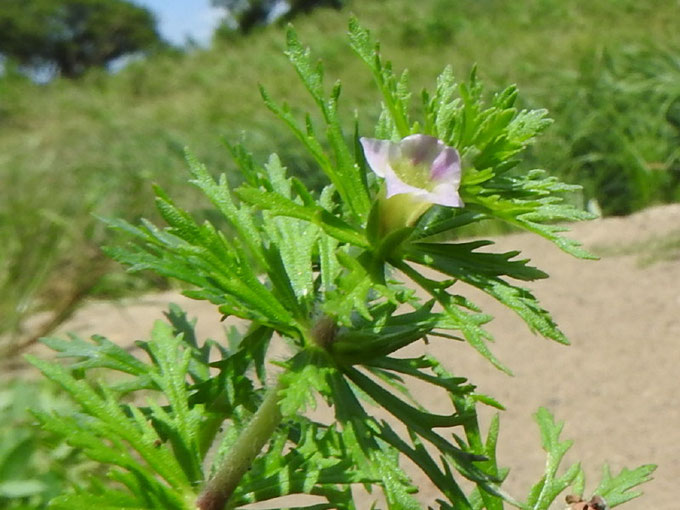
12, 204, 680, 509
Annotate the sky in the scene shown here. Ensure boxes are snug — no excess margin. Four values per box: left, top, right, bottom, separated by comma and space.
130, 0, 227, 47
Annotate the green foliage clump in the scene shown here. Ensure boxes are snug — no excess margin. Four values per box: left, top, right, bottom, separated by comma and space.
0, 380, 85, 509
0, 0, 163, 78
532, 44, 680, 215
25, 19, 655, 510
213, 0, 345, 35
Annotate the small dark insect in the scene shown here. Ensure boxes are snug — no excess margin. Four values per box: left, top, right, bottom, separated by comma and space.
565, 495, 609, 510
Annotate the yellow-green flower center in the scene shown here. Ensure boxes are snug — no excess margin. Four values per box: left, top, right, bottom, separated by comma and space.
392, 157, 434, 191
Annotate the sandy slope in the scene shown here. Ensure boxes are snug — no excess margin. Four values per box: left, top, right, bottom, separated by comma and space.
16, 204, 680, 509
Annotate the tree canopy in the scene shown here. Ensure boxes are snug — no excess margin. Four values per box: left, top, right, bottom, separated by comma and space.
0, 0, 163, 78
213, 0, 345, 34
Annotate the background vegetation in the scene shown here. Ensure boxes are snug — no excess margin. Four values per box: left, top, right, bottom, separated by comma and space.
0, 0, 163, 78
1, 0, 679, 351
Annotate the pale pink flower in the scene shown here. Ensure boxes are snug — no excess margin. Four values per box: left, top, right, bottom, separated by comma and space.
360, 134, 463, 208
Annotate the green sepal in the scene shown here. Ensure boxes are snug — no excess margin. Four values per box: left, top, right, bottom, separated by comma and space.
330, 303, 439, 362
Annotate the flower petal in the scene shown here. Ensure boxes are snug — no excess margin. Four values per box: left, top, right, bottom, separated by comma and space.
359, 137, 392, 178
426, 182, 464, 207
430, 146, 461, 184
397, 134, 442, 167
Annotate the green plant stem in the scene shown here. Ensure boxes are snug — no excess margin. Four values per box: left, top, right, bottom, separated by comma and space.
196, 378, 284, 510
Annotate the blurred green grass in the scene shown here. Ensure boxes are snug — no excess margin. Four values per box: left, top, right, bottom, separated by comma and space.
0, 379, 87, 509
1, 0, 679, 350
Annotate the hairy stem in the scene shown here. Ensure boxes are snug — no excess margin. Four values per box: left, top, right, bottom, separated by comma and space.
196, 378, 284, 510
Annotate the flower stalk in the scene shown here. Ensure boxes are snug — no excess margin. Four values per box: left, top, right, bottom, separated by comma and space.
196, 378, 285, 510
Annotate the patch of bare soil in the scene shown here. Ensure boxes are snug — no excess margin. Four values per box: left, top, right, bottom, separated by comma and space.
14, 204, 680, 509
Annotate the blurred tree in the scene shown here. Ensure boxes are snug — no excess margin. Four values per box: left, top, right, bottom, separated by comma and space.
0, 0, 163, 78
213, 0, 345, 34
